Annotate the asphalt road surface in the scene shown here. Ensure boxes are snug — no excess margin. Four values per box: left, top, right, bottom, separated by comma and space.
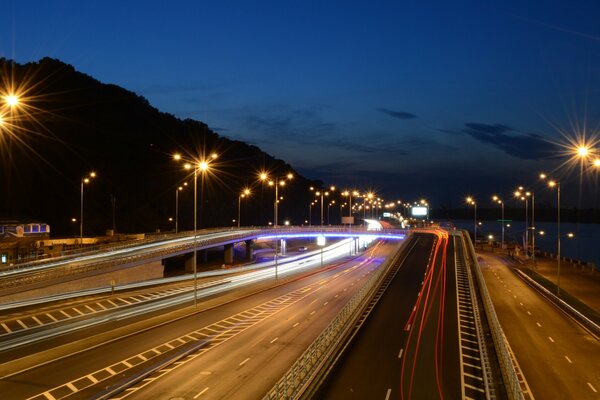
317, 231, 470, 400
479, 252, 600, 399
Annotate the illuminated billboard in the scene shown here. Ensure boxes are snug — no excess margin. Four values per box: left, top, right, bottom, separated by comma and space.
411, 206, 428, 217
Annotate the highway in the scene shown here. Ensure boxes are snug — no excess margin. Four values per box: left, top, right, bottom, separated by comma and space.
479, 252, 600, 399
317, 231, 487, 400
0, 241, 399, 399
0, 238, 363, 368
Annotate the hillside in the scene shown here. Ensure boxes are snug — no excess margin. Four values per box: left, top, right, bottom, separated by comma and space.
0, 58, 319, 235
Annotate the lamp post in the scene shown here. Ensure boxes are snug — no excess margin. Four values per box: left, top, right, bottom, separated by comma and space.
262, 173, 293, 228
175, 182, 187, 234
341, 190, 359, 228
80, 172, 96, 244
237, 188, 251, 228
466, 197, 477, 244
492, 195, 504, 249
327, 200, 335, 225
175, 152, 217, 308
311, 185, 335, 226
541, 173, 561, 295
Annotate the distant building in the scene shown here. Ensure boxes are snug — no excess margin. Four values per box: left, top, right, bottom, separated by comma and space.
0, 218, 50, 265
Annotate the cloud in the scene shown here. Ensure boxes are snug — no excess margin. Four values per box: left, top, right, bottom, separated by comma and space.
461, 122, 556, 159
377, 108, 417, 120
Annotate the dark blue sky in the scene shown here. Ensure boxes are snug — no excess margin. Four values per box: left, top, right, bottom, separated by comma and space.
2, 1, 600, 206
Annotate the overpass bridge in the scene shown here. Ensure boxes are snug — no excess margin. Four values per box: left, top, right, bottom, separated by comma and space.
0, 226, 407, 299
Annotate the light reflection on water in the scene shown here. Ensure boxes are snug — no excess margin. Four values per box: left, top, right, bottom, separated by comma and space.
451, 219, 600, 270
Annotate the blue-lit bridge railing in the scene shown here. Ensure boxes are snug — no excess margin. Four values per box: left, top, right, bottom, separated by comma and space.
0, 226, 407, 292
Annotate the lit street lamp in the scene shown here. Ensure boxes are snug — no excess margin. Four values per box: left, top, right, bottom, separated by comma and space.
237, 188, 251, 228
466, 197, 477, 243
311, 185, 335, 226
175, 152, 218, 308
262, 173, 293, 227
341, 190, 359, 228
492, 195, 504, 249
80, 171, 96, 244
174, 182, 188, 234
541, 173, 562, 295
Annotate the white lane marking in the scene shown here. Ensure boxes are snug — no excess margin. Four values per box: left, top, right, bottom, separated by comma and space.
519, 302, 523, 306
548, 336, 555, 343
323, 302, 328, 306
527, 311, 531, 316
398, 348, 404, 359
588, 382, 598, 393
565, 356, 572, 364
17, 319, 28, 329
46, 313, 59, 322
1, 322, 12, 333
536, 322, 542, 327
239, 358, 250, 367
270, 337, 279, 344
405, 323, 411, 331
194, 387, 209, 398
32, 316, 43, 326
293, 322, 299, 328
513, 295, 517, 299
385, 388, 392, 400
310, 311, 316, 315
72, 307, 85, 316
334, 294, 339, 298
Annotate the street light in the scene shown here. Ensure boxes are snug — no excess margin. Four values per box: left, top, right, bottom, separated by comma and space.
341, 190, 359, 228
174, 182, 188, 234
237, 188, 251, 228
541, 173, 562, 295
311, 185, 335, 226
80, 171, 96, 245
327, 200, 335, 225
514, 188, 533, 258
466, 196, 477, 243
262, 172, 293, 227
492, 195, 504, 249
175, 152, 218, 308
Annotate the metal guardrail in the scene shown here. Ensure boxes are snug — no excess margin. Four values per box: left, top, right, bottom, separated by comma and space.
462, 231, 527, 400
513, 269, 600, 339
262, 238, 407, 399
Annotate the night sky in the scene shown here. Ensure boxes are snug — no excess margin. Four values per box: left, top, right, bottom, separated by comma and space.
2, 1, 600, 207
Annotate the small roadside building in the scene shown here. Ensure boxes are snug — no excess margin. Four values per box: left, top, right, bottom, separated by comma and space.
0, 217, 50, 265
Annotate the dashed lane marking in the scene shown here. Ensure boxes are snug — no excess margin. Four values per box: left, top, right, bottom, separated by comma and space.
194, 387, 209, 398
588, 383, 597, 393
270, 337, 278, 344
536, 322, 542, 328
565, 356, 572, 364
239, 358, 250, 367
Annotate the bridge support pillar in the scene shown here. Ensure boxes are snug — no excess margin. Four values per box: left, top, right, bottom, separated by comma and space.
245, 239, 255, 261
224, 243, 234, 264
279, 239, 286, 256
184, 253, 195, 273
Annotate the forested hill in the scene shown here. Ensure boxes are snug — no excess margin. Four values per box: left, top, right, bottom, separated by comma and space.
0, 57, 318, 235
